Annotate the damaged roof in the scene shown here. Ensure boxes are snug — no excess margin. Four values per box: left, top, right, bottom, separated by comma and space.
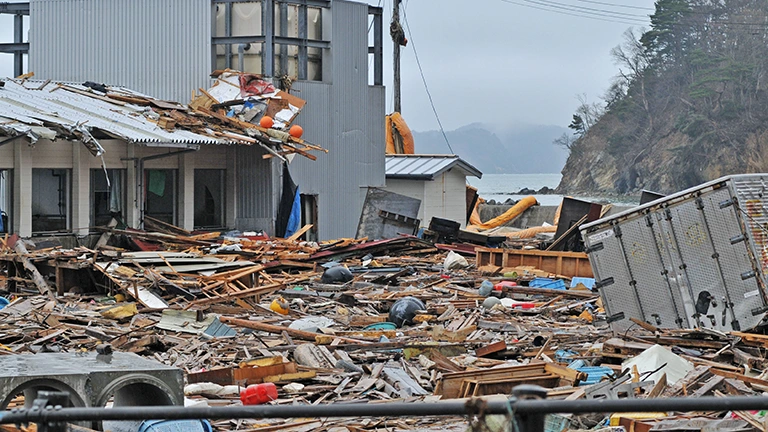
385, 154, 483, 180
0, 74, 325, 161
0, 78, 223, 155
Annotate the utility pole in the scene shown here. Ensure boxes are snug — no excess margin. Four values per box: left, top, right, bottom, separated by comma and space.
392, 0, 402, 114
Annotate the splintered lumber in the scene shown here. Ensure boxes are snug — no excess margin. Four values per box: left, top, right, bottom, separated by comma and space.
219, 316, 369, 344
13, 241, 53, 296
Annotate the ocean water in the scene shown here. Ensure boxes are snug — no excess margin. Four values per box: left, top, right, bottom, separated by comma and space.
469, 173, 639, 206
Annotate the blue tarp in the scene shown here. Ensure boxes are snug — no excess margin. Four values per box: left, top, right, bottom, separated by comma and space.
285, 186, 301, 238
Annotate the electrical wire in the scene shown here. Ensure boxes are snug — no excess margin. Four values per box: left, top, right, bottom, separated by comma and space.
521, 0, 648, 22
531, 0, 651, 18
401, 8, 455, 155
504, 0, 768, 28
500, 0, 641, 25
575, 0, 654, 11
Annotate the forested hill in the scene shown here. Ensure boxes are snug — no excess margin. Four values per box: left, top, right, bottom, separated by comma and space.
557, 0, 768, 195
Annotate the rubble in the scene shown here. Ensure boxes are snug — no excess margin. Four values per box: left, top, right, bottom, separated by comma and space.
3, 196, 768, 432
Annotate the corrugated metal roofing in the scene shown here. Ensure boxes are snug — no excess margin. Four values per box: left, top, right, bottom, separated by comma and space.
0, 78, 225, 152
385, 154, 483, 180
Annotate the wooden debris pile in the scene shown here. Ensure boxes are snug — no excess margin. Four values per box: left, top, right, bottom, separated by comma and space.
3, 226, 768, 431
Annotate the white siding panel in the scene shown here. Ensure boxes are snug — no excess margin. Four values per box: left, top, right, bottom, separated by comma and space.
195, 145, 229, 169
423, 170, 468, 228
0, 144, 13, 169
30, 140, 74, 168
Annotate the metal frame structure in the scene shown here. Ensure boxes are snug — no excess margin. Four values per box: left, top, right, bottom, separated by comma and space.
0, 2, 29, 77
211, 0, 383, 84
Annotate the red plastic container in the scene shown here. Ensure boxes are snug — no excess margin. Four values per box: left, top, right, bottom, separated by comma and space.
240, 383, 278, 405
494, 281, 517, 290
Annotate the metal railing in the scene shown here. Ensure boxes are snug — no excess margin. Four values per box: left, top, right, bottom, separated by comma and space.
4, 387, 768, 432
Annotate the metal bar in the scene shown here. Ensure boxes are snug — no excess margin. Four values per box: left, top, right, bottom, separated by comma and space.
0, 2, 29, 15
372, 6, 383, 86
13, 13, 23, 77
0, 135, 23, 148
224, 2, 233, 69
214, 0, 328, 7
297, 0, 307, 80
5, 396, 768, 424
212, 36, 329, 50
262, 0, 274, 76
0, 42, 28, 54
278, 0, 288, 75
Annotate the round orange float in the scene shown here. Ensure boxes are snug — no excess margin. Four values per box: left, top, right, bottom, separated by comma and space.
259, 116, 274, 128
289, 124, 303, 138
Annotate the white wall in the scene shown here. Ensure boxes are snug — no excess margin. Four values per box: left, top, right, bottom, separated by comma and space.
385, 169, 469, 229
423, 169, 468, 228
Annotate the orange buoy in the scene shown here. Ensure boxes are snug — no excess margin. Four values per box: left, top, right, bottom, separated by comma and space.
259, 116, 274, 128
289, 124, 303, 138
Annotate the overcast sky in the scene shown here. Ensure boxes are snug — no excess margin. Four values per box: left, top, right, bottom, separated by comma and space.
0, 0, 656, 132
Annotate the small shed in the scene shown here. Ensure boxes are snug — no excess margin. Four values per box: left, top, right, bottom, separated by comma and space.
385, 154, 482, 228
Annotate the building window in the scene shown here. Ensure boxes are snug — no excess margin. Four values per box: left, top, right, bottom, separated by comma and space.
213, 1, 326, 81
194, 169, 225, 229
144, 169, 177, 225
0, 170, 11, 233
91, 169, 126, 227
32, 168, 71, 233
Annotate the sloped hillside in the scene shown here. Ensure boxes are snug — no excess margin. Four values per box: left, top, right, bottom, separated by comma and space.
558, 0, 768, 194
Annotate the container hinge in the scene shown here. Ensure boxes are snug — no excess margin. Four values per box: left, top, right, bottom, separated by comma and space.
629, 280, 637, 287
645, 215, 654, 227
731, 320, 741, 331
695, 197, 705, 210
711, 253, 719, 259
719, 198, 735, 209
650, 313, 662, 325
730, 234, 746, 245
595, 277, 614, 289
585, 243, 604, 254
612, 225, 622, 238
679, 264, 687, 270
661, 269, 669, 276
751, 305, 768, 316
606, 312, 625, 323
741, 270, 757, 280
664, 208, 673, 221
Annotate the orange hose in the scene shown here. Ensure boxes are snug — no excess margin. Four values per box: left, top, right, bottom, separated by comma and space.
472, 196, 538, 230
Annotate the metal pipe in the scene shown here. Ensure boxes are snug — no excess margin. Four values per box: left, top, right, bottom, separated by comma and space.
4, 396, 768, 424
237, 43, 250, 73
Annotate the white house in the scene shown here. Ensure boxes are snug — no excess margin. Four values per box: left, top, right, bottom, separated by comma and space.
384, 155, 482, 228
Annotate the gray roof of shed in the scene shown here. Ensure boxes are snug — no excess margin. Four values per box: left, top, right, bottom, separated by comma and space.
385, 154, 482, 180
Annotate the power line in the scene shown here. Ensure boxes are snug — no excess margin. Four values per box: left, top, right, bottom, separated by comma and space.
533, 0, 650, 18
575, 0, 654, 11
504, 0, 768, 28
500, 0, 641, 25
521, 0, 648, 22
401, 8, 455, 155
